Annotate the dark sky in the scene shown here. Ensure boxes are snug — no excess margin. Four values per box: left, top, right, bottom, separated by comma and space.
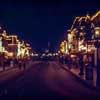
0, 0, 100, 53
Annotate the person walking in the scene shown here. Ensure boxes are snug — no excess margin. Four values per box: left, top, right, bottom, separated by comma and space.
3, 60, 6, 71
23, 57, 27, 69
18, 58, 22, 70
2, 53, 6, 71
78, 53, 84, 75
67, 55, 72, 69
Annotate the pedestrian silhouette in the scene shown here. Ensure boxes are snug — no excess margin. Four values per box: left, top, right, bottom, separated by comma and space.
3, 61, 5, 71
78, 53, 84, 75
23, 58, 26, 69
18, 59, 22, 69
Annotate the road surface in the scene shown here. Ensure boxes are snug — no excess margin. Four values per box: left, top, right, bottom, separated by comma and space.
0, 61, 100, 100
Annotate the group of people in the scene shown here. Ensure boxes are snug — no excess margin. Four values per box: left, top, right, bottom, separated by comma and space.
17, 58, 27, 70
0, 55, 28, 71
59, 53, 94, 75
59, 54, 75, 69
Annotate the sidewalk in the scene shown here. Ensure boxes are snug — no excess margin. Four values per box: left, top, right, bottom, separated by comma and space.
62, 63, 97, 88
0, 65, 16, 72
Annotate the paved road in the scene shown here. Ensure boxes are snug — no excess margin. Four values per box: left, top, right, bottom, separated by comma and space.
0, 61, 100, 100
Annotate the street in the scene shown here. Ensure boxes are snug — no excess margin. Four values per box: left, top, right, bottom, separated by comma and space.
0, 61, 100, 100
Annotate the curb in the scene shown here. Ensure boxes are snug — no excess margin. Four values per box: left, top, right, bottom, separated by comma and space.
62, 64, 100, 92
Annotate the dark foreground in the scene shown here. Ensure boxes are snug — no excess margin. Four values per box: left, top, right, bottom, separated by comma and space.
0, 61, 100, 100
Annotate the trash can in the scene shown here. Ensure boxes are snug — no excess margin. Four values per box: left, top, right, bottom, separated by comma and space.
85, 63, 93, 80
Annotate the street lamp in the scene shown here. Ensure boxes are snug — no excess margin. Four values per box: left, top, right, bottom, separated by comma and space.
94, 27, 100, 87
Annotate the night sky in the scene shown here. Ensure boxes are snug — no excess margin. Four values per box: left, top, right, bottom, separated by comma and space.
0, 0, 100, 53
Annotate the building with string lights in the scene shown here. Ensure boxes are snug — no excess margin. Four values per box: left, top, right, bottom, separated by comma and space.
60, 11, 100, 67
0, 27, 33, 59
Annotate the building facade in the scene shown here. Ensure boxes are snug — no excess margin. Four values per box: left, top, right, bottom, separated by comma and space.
60, 11, 100, 67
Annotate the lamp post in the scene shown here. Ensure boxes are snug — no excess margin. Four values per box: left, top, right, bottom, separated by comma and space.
94, 27, 100, 87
